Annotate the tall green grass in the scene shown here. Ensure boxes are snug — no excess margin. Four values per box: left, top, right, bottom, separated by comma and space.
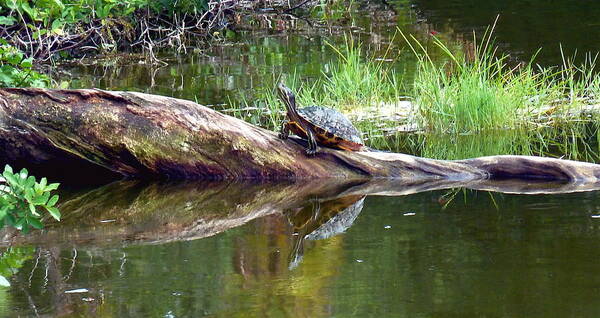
319, 38, 402, 109
402, 21, 600, 136
402, 20, 539, 133
229, 27, 600, 161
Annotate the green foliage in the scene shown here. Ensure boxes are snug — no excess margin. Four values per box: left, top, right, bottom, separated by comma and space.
0, 0, 210, 60
0, 246, 34, 287
402, 25, 530, 133
0, 0, 148, 27
401, 24, 600, 135
0, 0, 208, 28
0, 42, 49, 87
0, 165, 61, 233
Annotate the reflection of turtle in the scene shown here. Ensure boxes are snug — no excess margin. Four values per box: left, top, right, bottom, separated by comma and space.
286, 195, 365, 269
277, 83, 364, 156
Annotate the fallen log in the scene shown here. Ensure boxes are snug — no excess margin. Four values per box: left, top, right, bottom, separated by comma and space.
1, 87, 600, 182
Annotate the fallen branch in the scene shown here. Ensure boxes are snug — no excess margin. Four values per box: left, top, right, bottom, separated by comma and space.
1, 88, 600, 183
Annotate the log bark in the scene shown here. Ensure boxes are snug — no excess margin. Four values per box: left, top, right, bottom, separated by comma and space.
1, 87, 600, 183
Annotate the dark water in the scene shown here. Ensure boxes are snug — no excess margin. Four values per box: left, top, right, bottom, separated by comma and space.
4, 180, 600, 316
411, 0, 600, 66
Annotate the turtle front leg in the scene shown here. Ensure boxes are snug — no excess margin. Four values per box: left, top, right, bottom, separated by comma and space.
305, 129, 318, 156
278, 121, 290, 140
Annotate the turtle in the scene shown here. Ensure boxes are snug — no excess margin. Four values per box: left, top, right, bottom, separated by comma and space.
276, 83, 364, 156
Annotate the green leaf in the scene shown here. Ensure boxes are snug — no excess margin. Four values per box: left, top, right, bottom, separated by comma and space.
25, 176, 35, 189
4, 0, 18, 10
14, 217, 25, 229
39, 177, 47, 188
20, 2, 38, 22
24, 188, 34, 202
20, 57, 33, 69
5, 214, 15, 226
32, 29, 48, 40
0, 275, 10, 287
4, 51, 22, 66
0, 16, 16, 26
18, 168, 28, 179
0, 206, 8, 219
4, 165, 13, 174
46, 195, 59, 207
2, 171, 17, 187
31, 194, 48, 205
45, 183, 60, 191
27, 216, 43, 229
28, 203, 36, 215
50, 19, 65, 36
47, 206, 60, 221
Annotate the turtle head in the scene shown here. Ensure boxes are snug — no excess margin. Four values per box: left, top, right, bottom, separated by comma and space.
277, 83, 298, 116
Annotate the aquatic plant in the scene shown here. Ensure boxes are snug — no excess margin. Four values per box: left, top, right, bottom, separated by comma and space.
0, 165, 61, 233
227, 22, 600, 159
228, 37, 403, 150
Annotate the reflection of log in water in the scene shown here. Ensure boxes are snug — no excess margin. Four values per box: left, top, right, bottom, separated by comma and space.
4, 177, 600, 314
286, 195, 366, 269
3, 176, 598, 250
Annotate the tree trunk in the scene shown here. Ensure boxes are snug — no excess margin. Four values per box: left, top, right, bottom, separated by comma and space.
1, 87, 600, 182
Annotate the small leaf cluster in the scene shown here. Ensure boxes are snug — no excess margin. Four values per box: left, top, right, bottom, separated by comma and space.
0, 165, 61, 233
0, 0, 148, 27
0, 41, 49, 87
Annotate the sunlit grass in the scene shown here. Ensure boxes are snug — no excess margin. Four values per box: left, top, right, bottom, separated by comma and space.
318, 38, 402, 109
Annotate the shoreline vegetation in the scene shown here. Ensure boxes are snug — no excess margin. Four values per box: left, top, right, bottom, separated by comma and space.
0, 0, 311, 62
230, 22, 600, 161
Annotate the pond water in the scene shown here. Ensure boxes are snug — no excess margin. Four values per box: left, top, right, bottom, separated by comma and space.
5, 0, 600, 316
4, 180, 600, 316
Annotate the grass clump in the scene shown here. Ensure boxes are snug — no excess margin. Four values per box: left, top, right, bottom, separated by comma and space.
402, 20, 600, 137
229, 24, 600, 160
401, 20, 544, 133
319, 38, 401, 109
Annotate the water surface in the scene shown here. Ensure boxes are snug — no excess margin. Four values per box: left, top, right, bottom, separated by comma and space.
4, 180, 600, 316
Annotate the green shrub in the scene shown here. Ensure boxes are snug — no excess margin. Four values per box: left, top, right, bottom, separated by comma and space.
0, 165, 61, 233
0, 41, 49, 87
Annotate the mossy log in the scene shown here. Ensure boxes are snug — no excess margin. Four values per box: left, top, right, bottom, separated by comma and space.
2, 87, 600, 183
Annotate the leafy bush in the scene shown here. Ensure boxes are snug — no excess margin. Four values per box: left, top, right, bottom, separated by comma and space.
0, 165, 61, 233
0, 0, 148, 26
0, 41, 49, 87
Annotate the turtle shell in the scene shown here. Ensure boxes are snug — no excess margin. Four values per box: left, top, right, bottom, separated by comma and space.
297, 105, 363, 146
